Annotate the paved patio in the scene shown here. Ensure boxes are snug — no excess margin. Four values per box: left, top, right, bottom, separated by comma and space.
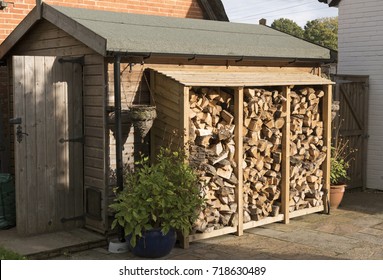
1, 190, 383, 260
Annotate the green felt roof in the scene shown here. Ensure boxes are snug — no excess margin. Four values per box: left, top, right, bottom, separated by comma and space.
1, 4, 332, 61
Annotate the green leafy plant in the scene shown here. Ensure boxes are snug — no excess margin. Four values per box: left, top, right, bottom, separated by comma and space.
110, 147, 204, 247
330, 137, 355, 185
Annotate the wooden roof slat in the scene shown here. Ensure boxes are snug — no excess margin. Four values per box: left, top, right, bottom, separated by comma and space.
151, 69, 335, 87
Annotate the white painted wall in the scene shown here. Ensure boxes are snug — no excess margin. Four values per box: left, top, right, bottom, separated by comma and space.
337, 0, 383, 190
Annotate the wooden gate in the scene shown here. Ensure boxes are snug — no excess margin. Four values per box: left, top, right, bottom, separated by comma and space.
13, 56, 84, 235
333, 75, 369, 189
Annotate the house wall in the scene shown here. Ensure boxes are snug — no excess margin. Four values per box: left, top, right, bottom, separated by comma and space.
337, 0, 383, 190
0, 0, 204, 44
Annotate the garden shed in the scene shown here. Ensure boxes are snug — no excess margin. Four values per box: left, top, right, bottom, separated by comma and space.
0, 3, 333, 243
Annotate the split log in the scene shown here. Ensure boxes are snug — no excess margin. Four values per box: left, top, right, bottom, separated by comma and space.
189, 87, 238, 233
242, 88, 285, 221
289, 87, 327, 211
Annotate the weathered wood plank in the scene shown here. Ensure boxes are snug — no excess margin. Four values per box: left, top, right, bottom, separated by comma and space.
54, 59, 69, 230
70, 61, 84, 228
84, 176, 105, 189
13, 56, 27, 235
84, 167, 104, 180
84, 146, 105, 159
289, 205, 324, 219
84, 157, 104, 170
234, 87, 244, 236
24, 56, 38, 234
43, 4, 106, 56
281, 86, 291, 224
189, 226, 237, 242
322, 84, 332, 213
44, 57, 57, 233
242, 214, 284, 230
83, 96, 103, 107
35, 56, 49, 233
84, 106, 103, 118
83, 85, 105, 96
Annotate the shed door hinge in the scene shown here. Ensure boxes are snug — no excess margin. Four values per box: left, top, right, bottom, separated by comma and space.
58, 56, 84, 65
59, 136, 84, 144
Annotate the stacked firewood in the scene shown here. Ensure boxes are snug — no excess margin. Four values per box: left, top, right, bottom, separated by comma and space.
289, 87, 327, 211
188, 87, 239, 233
242, 88, 285, 222
187, 86, 327, 231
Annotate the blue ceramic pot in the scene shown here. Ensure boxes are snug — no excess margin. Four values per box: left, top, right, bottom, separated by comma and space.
127, 228, 176, 258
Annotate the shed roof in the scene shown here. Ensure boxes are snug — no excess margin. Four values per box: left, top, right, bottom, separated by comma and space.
151, 69, 334, 87
0, 3, 332, 61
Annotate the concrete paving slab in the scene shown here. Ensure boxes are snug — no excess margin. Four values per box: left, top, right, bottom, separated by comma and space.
1, 191, 383, 260
357, 227, 383, 236
0, 228, 106, 257
373, 222, 383, 230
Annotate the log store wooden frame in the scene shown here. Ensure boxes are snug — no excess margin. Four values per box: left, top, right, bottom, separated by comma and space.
149, 67, 333, 248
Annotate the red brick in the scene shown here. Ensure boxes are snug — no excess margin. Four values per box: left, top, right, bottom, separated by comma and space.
0, 0, 205, 44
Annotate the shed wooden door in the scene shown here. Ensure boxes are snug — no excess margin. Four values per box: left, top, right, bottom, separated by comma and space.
13, 56, 84, 235
334, 75, 369, 189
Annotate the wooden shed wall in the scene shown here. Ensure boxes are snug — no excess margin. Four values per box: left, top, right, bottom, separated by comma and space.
0, 64, 13, 174
83, 54, 109, 232
9, 20, 96, 57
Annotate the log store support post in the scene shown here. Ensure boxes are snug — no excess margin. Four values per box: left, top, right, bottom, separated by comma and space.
281, 86, 291, 224
150, 70, 156, 161
234, 87, 244, 236
178, 85, 191, 249
322, 84, 332, 213
182, 86, 190, 147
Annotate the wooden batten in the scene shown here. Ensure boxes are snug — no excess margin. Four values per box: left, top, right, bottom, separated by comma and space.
234, 87, 244, 236
322, 84, 332, 213
281, 86, 291, 224
181, 86, 190, 146
243, 214, 284, 230
289, 205, 325, 219
188, 226, 237, 242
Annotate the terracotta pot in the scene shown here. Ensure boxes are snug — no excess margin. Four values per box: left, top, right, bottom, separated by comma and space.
330, 184, 346, 209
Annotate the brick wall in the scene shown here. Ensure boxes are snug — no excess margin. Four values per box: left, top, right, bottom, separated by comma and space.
0, 0, 204, 44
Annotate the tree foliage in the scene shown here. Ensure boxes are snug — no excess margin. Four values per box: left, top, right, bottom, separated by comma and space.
304, 17, 338, 50
271, 17, 338, 50
271, 18, 304, 38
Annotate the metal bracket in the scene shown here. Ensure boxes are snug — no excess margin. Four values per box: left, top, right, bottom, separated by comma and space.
61, 214, 85, 223
58, 56, 85, 65
59, 136, 84, 144
9, 117, 22, 125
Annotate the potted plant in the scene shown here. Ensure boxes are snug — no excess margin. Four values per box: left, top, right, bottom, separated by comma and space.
110, 147, 204, 258
330, 137, 354, 209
